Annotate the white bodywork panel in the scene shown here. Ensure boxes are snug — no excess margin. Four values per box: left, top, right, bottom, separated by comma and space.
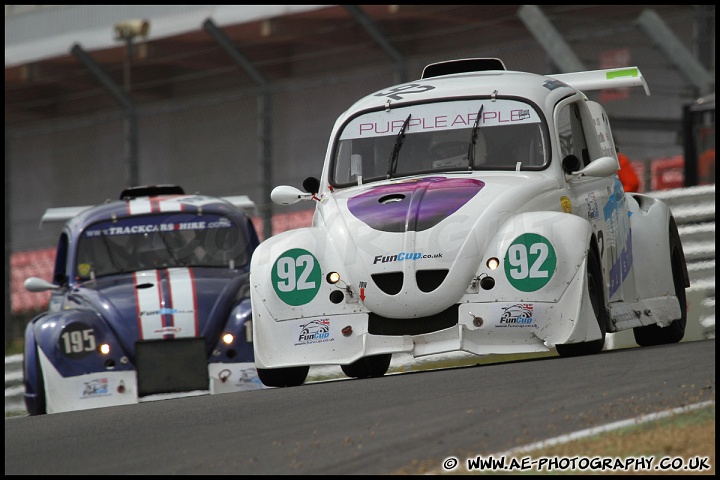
250, 61, 683, 372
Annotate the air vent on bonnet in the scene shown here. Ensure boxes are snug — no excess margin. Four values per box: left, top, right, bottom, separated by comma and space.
372, 272, 403, 295
421, 58, 507, 79
416, 269, 449, 293
372, 269, 449, 295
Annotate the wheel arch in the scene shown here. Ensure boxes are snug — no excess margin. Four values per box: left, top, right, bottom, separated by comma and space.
626, 193, 678, 299
23, 313, 48, 415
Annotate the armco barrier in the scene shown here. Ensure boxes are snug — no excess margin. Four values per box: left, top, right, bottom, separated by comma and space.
6, 185, 715, 415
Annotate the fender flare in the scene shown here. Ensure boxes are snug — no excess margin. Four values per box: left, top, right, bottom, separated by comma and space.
626, 193, 681, 299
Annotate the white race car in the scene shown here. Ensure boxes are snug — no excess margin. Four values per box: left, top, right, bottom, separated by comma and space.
250, 58, 689, 387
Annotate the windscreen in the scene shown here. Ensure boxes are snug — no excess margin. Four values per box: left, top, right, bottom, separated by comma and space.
332, 99, 548, 187
75, 213, 249, 280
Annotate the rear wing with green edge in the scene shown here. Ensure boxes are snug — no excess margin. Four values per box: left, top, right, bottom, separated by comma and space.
550, 66, 651, 96
39, 195, 258, 227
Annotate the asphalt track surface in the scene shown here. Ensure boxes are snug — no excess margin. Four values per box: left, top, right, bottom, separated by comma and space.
5, 339, 715, 475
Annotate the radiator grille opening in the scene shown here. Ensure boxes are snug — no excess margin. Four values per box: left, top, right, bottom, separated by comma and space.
368, 304, 459, 336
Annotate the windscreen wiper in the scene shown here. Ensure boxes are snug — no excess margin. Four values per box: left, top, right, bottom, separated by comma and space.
387, 114, 412, 179
467, 105, 484, 170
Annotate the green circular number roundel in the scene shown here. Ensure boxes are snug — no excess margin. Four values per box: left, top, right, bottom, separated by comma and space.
271, 248, 321, 306
504, 233, 556, 292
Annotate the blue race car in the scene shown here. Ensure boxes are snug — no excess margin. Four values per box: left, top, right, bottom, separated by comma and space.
22, 185, 266, 415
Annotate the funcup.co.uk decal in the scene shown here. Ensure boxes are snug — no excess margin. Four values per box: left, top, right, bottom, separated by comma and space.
272, 248, 322, 306
504, 233, 557, 292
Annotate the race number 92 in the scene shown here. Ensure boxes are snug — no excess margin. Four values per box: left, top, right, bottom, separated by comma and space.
504, 233, 556, 292
272, 248, 322, 306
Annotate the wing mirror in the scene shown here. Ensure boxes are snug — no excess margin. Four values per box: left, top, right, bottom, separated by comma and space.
565, 155, 618, 179
270, 186, 314, 205
24, 277, 60, 292
271, 177, 322, 205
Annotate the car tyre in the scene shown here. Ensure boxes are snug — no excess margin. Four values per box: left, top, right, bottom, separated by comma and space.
256, 365, 309, 387
633, 219, 687, 346
556, 245, 607, 357
341, 354, 392, 379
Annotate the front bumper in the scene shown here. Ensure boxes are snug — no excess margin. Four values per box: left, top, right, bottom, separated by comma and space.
35, 347, 265, 414
253, 261, 602, 369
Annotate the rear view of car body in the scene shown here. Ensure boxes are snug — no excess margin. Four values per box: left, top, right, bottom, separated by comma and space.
23, 186, 266, 415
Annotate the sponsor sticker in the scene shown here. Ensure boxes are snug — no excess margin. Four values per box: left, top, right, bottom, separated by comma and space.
82, 378, 110, 397
294, 319, 336, 346
560, 196, 572, 214
497, 303, 538, 328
